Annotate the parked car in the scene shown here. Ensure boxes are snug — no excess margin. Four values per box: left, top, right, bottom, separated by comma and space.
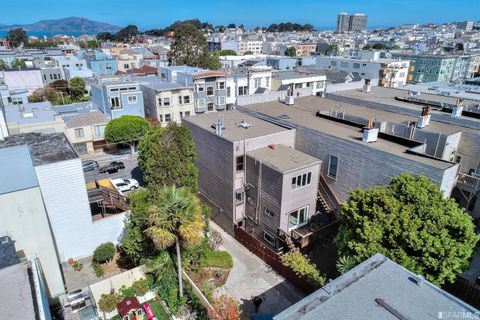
112, 178, 139, 192
82, 160, 98, 172
99, 161, 125, 174
438, 91, 451, 96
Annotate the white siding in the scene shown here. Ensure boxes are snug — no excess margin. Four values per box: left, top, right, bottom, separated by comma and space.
35, 158, 125, 261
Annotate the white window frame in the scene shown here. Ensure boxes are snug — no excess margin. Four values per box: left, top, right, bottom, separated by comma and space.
127, 95, 137, 104
288, 206, 309, 230
196, 98, 205, 108
235, 190, 244, 205
216, 81, 225, 90
263, 231, 276, 247
206, 85, 214, 96
216, 96, 225, 106
291, 172, 312, 190
163, 97, 171, 106
74, 128, 85, 138
94, 125, 105, 137
183, 95, 190, 104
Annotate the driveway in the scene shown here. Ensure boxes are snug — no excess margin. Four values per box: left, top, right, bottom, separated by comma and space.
212, 223, 305, 317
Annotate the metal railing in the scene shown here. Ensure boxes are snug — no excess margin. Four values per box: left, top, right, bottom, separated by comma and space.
457, 172, 480, 191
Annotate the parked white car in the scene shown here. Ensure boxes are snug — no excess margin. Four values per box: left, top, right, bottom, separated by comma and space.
112, 178, 139, 192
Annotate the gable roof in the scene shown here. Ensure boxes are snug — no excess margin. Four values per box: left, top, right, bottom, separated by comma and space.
64, 111, 110, 128
117, 297, 141, 317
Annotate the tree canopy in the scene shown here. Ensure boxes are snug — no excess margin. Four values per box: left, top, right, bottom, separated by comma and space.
138, 123, 198, 193
69, 77, 87, 99
284, 47, 297, 57
105, 116, 151, 153
215, 49, 237, 57
7, 28, 28, 48
337, 173, 479, 285
168, 24, 211, 68
267, 23, 314, 32
10, 59, 27, 69
96, 32, 115, 42
114, 25, 139, 43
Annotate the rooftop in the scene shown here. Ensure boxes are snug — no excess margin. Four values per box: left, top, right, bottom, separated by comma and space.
0, 145, 38, 194
242, 97, 454, 169
64, 111, 110, 128
274, 253, 478, 320
138, 76, 192, 91
4, 101, 56, 125
247, 144, 321, 173
0, 132, 78, 166
273, 69, 327, 81
182, 110, 290, 143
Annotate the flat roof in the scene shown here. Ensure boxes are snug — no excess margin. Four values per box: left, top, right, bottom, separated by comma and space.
247, 144, 321, 173
0, 262, 38, 320
182, 110, 290, 143
0, 132, 78, 166
274, 253, 478, 320
0, 146, 38, 194
273, 70, 326, 81
334, 86, 480, 130
138, 76, 191, 91
242, 97, 453, 169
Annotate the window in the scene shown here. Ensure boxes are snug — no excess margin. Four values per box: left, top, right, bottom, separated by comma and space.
216, 96, 225, 105
265, 77, 270, 87
216, 81, 225, 90
158, 97, 162, 106
236, 156, 244, 172
247, 195, 255, 205
227, 87, 231, 97
340, 61, 349, 68
50, 74, 53, 80
127, 95, 137, 104
254, 78, 261, 88
163, 97, 171, 106
263, 232, 276, 247
238, 86, 248, 96
196, 84, 204, 92
124, 64, 130, 69
317, 81, 324, 89
159, 114, 163, 122
288, 206, 308, 229
291, 172, 312, 189
94, 125, 105, 137
206, 86, 214, 96
185, 111, 191, 117
353, 63, 360, 69
295, 83, 302, 89
328, 155, 338, 179
110, 97, 121, 109
196, 99, 205, 109
165, 113, 172, 122
12, 97, 23, 105
265, 208, 275, 218
235, 191, 244, 204
184, 95, 190, 103
74, 128, 84, 138
207, 102, 214, 111
178, 96, 183, 104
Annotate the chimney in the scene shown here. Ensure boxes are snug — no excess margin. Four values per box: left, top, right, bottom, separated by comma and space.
452, 99, 463, 117
363, 79, 371, 93
362, 118, 379, 143
417, 106, 431, 128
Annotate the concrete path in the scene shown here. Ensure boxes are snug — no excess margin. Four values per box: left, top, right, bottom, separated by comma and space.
211, 222, 305, 317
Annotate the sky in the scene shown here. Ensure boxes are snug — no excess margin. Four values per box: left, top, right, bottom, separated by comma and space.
1, 0, 478, 30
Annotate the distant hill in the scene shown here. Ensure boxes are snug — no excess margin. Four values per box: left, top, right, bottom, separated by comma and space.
0, 17, 121, 34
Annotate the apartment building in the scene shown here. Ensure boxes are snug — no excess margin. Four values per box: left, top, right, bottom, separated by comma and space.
239, 96, 460, 203
139, 76, 194, 126
159, 66, 227, 114
226, 66, 273, 106
114, 49, 143, 73
336, 12, 368, 32
63, 111, 110, 154
85, 50, 118, 76
90, 77, 145, 119
294, 43, 317, 57
391, 53, 460, 83
271, 70, 327, 96
316, 51, 410, 87
183, 111, 333, 249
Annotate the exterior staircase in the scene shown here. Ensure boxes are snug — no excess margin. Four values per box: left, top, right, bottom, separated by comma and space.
88, 186, 130, 212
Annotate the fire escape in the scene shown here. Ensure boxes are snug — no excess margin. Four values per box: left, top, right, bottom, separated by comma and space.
88, 185, 130, 218
456, 172, 480, 213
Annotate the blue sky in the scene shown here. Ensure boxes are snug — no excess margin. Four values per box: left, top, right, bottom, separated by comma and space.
1, 0, 478, 29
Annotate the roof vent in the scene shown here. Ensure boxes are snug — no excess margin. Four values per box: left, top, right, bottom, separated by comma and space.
412, 274, 425, 287
417, 106, 431, 128
363, 79, 371, 93
452, 99, 463, 117
239, 119, 251, 129
362, 118, 378, 143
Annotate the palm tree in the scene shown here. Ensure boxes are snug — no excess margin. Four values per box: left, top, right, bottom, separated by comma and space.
145, 186, 204, 297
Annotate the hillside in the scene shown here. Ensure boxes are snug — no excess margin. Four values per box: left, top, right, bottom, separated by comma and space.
0, 17, 121, 34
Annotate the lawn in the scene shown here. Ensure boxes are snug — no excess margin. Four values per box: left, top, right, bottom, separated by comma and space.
148, 300, 169, 320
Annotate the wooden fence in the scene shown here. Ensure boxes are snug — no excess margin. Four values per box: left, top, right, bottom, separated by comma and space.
444, 276, 480, 309
233, 225, 316, 295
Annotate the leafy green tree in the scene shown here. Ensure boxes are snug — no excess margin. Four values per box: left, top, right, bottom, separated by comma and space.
227, 23, 236, 29
0, 60, 6, 70
93, 242, 116, 263
215, 49, 237, 56
10, 59, 27, 69
206, 54, 222, 70
29, 87, 59, 104
168, 24, 210, 68
97, 32, 114, 41
105, 115, 151, 154
284, 47, 296, 57
325, 44, 338, 54
372, 43, 388, 50
390, 44, 401, 50
281, 251, 326, 288
131, 278, 149, 296
69, 77, 87, 100
145, 185, 205, 297
7, 28, 28, 48
243, 50, 253, 55
98, 293, 118, 313
337, 173, 479, 285
114, 25, 139, 43
336, 255, 356, 274
362, 44, 371, 50
48, 79, 69, 94
138, 123, 198, 192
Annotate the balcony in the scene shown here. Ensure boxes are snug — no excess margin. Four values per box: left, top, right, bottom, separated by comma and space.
290, 212, 338, 248
457, 172, 480, 193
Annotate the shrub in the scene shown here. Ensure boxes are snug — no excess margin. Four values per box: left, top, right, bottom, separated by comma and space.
117, 285, 135, 299
201, 250, 233, 269
281, 251, 325, 288
131, 278, 149, 296
209, 294, 241, 320
92, 262, 104, 278
208, 229, 223, 250
98, 293, 118, 313
93, 242, 116, 263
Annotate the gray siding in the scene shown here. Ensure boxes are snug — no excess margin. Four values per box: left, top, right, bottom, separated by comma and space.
183, 121, 235, 234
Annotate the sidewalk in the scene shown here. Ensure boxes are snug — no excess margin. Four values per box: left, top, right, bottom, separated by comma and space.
212, 222, 305, 317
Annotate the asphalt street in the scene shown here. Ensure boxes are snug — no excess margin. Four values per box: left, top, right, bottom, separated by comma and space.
82, 156, 144, 185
